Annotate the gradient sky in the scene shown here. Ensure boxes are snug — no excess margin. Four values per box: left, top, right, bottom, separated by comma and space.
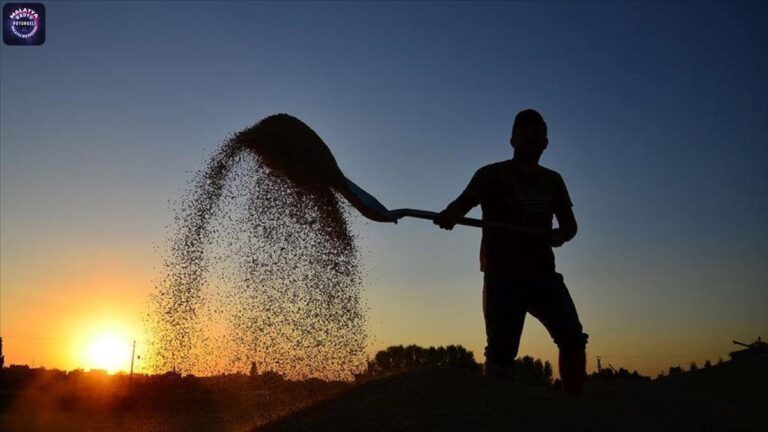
1, 1, 766, 377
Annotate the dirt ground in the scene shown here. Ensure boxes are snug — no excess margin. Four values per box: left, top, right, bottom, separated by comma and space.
1, 357, 764, 431
257, 356, 767, 432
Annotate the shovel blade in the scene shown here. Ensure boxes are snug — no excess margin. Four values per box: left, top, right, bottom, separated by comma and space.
339, 178, 396, 223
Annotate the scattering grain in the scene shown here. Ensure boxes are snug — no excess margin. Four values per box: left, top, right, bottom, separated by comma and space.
146, 115, 367, 380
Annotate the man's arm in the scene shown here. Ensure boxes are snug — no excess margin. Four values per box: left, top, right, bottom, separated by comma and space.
551, 206, 577, 247
551, 173, 577, 247
434, 170, 483, 230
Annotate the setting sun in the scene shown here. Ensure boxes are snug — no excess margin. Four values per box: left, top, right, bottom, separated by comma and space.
86, 333, 133, 374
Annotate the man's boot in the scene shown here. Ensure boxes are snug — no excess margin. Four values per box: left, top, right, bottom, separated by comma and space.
559, 348, 586, 395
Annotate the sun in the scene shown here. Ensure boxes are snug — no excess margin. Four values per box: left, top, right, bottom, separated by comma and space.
86, 333, 133, 374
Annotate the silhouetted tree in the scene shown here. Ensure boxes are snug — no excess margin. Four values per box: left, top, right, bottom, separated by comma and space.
668, 365, 683, 376
365, 344, 555, 386
589, 365, 650, 382
516, 356, 553, 386
0, 337, 5, 370
366, 344, 481, 376
689, 362, 698, 372
543, 361, 553, 381
257, 370, 285, 385
704, 359, 712, 369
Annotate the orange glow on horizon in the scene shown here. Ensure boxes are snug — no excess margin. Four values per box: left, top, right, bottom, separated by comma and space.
71, 313, 140, 374
85, 332, 133, 374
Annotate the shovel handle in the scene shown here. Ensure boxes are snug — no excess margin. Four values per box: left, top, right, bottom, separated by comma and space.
386, 209, 550, 237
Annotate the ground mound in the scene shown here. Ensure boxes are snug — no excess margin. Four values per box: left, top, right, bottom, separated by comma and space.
257, 356, 767, 432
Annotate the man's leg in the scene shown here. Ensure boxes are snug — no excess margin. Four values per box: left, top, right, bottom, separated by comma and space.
528, 272, 588, 394
482, 272, 528, 378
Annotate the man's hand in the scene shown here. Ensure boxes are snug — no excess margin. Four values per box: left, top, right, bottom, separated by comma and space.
433, 210, 458, 230
552, 207, 577, 247
550, 229, 566, 247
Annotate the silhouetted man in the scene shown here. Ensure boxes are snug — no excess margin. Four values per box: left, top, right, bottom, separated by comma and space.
434, 109, 588, 394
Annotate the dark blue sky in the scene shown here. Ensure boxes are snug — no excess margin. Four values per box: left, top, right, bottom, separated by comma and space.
1, 1, 766, 373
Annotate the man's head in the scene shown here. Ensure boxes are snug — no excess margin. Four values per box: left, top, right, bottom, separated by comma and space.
510, 109, 548, 160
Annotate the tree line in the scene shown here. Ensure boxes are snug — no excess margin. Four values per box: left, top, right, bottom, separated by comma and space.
362, 344, 554, 386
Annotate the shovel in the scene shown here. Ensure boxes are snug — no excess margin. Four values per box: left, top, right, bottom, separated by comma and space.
235, 113, 549, 237
342, 177, 548, 237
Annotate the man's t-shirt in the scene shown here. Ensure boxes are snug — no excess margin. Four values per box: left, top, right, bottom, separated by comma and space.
444, 159, 572, 277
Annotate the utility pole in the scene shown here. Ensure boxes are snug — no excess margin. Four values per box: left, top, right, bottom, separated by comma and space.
129, 340, 136, 385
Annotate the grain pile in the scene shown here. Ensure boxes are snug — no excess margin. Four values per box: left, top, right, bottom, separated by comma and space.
146, 115, 367, 380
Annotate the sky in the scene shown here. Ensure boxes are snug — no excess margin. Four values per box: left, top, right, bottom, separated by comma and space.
1, 1, 766, 377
